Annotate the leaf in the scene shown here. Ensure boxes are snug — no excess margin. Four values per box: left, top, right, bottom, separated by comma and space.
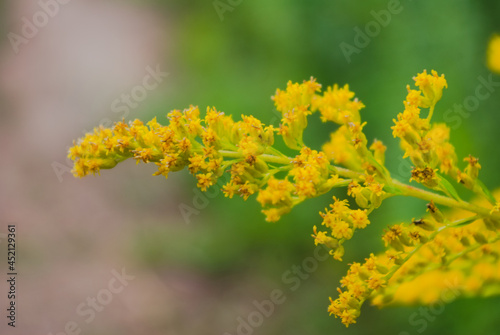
475, 178, 497, 205
363, 149, 391, 181
383, 184, 402, 195
451, 215, 479, 227
437, 174, 462, 202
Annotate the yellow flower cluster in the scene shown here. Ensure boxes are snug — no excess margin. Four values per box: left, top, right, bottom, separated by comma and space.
69, 79, 367, 225
328, 251, 390, 327
347, 173, 385, 208
377, 193, 500, 305
272, 77, 321, 150
312, 196, 370, 261
391, 71, 456, 187
68, 68, 500, 328
257, 147, 339, 222
330, 191, 500, 327
391, 70, 493, 203
312, 83, 364, 124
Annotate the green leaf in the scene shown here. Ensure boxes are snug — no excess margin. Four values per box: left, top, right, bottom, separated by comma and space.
437, 175, 462, 202
451, 215, 479, 227
475, 178, 496, 205
383, 184, 402, 195
362, 148, 391, 181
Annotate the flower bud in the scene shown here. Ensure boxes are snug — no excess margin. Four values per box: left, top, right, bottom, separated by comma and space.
426, 200, 444, 223
390, 239, 406, 252
354, 193, 369, 208
348, 298, 361, 310
412, 218, 435, 231
460, 236, 470, 247
376, 264, 389, 275
464, 155, 481, 180
484, 218, 500, 231
473, 232, 488, 244
398, 232, 413, 247
358, 268, 371, 281
253, 158, 269, 174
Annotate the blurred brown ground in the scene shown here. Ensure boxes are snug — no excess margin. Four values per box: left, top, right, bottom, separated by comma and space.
0, 1, 247, 334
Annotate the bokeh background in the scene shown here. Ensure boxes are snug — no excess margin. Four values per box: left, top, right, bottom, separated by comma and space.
1, 0, 500, 334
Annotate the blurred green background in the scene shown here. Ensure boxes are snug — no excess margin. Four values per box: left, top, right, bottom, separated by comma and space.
3, 0, 500, 334
128, 0, 500, 334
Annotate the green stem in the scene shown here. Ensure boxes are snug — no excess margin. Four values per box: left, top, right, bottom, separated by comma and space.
218, 149, 500, 221
218, 150, 292, 165
391, 179, 499, 220
442, 234, 500, 267
427, 105, 435, 122
382, 215, 480, 283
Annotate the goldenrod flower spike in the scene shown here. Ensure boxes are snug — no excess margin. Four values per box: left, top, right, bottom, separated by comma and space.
69, 70, 500, 328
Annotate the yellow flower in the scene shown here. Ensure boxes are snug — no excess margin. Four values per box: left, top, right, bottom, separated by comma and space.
410, 166, 439, 188
340, 309, 358, 327
413, 70, 447, 109
238, 181, 257, 200
261, 208, 282, 222
221, 181, 239, 199
196, 173, 213, 191
349, 209, 370, 229
177, 137, 192, 152
188, 153, 206, 174
132, 148, 155, 163
464, 155, 481, 180
367, 275, 386, 290
322, 126, 361, 170
272, 77, 321, 113
237, 135, 260, 161
289, 147, 331, 198
331, 244, 345, 261
330, 197, 349, 212
405, 86, 424, 107
370, 139, 386, 165
331, 220, 353, 240
312, 84, 364, 124
272, 77, 321, 149
257, 177, 294, 206
312, 226, 339, 249
487, 34, 500, 74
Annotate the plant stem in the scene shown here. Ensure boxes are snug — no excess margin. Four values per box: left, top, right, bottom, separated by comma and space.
218, 149, 500, 220
334, 166, 499, 220
382, 215, 480, 283
219, 150, 292, 165
391, 179, 499, 220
